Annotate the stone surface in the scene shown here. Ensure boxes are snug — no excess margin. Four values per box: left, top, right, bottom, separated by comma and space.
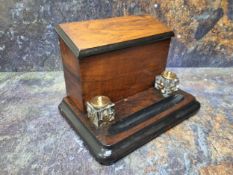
116, 0, 233, 67
0, 68, 232, 174
194, 8, 224, 40
0, 0, 233, 71
0, 0, 115, 71
199, 163, 233, 175
228, 0, 233, 20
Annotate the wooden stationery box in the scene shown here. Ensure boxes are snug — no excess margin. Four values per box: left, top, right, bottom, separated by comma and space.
56, 15, 200, 165
56, 15, 174, 112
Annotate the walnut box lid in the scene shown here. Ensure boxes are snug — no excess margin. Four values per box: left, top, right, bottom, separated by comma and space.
55, 15, 174, 58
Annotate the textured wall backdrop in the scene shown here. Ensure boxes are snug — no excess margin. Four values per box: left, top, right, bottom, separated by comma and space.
0, 0, 233, 71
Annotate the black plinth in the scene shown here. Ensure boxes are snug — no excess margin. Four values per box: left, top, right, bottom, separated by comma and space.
58, 90, 200, 165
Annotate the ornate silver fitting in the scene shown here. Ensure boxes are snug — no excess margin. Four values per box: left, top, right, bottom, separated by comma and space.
155, 70, 179, 97
86, 96, 115, 128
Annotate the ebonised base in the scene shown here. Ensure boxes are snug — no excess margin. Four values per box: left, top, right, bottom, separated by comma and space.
58, 89, 200, 165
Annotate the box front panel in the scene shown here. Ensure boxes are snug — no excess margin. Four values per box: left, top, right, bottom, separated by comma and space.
79, 39, 171, 104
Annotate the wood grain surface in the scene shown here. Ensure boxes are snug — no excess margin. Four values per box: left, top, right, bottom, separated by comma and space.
57, 15, 173, 57
59, 39, 84, 111
62, 88, 196, 146
58, 15, 173, 112
79, 39, 170, 105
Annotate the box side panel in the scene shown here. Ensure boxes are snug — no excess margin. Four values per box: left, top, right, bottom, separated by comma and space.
59, 38, 84, 111
79, 39, 170, 104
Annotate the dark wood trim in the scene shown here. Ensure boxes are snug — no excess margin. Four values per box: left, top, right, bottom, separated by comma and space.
59, 96, 200, 165
55, 25, 80, 58
108, 94, 184, 135
78, 32, 174, 58
56, 24, 174, 59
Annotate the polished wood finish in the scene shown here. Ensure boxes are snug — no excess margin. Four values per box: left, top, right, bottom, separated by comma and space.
60, 38, 170, 111
59, 88, 200, 164
57, 15, 173, 111
56, 16, 201, 165
79, 39, 170, 104
57, 15, 173, 57
62, 88, 196, 146
59, 39, 84, 111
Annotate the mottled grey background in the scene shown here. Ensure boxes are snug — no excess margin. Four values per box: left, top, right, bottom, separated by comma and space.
0, 0, 233, 71
1, 69, 233, 174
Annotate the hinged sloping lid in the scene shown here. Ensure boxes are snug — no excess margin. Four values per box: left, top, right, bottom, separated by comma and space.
56, 15, 174, 58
